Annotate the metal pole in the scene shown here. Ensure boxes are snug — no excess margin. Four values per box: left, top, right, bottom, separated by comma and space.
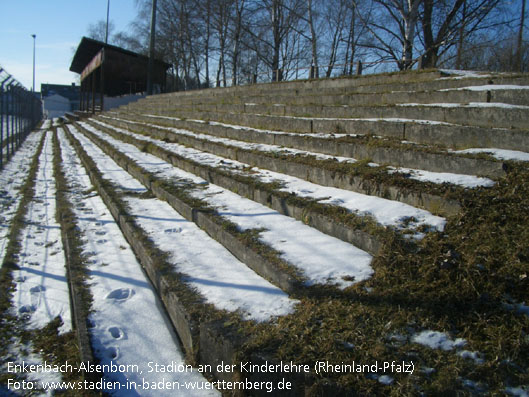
147, 0, 157, 95
105, 0, 110, 44
0, 81, 3, 169
32, 34, 36, 93
9, 84, 14, 158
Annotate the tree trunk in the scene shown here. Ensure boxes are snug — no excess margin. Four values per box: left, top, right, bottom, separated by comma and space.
272, 0, 282, 80
516, 0, 526, 71
308, 0, 319, 78
401, 0, 421, 69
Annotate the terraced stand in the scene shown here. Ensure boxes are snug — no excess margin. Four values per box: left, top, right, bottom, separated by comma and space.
61, 69, 529, 395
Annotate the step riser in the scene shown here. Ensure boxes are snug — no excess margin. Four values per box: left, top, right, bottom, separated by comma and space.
109, 114, 504, 178
141, 102, 527, 130
136, 75, 529, 108
142, 88, 529, 108
96, 117, 460, 217
91, 118, 387, 255
128, 108, 529, 152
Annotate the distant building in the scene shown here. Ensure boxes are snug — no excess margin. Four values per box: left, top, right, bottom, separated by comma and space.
40, 83, 80, 119
70, 37, 171, 113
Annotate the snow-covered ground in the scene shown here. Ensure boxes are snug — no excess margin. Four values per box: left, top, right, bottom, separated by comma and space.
70, 122, 374, 289
58, 128, 219, 396
12, 131, 71, 333
0, 131, 43, 266
1, 130, 70, 394
66, 124, 298, 316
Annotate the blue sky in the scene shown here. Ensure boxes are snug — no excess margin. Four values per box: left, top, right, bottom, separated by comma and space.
0, 0, 140, 91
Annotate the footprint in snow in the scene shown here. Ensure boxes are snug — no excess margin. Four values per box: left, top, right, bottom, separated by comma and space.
96, 239, 108, 245
106, 288, 135, 301
95, 231, 106, 236
108, 327, 125, 340
30, 285, 46, 294
105, 346, 120, 360
164, 228, 182, 234
19, 305, 36, 314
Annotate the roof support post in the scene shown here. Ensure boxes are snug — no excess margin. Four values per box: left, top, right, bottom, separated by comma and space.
91, 72, 96, 114
100, 49, 105, 112
147, 0, 157, 95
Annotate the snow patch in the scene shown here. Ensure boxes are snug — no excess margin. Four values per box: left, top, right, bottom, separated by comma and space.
456, 148, 529, 162
411, 330, 466, 351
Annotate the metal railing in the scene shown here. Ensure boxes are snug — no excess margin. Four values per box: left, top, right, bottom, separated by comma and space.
0, 66, 42, 170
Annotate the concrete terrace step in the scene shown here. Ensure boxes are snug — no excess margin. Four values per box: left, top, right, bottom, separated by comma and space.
100, 113, 505, 179
123, 105, 529, 152
139, 83, 529, 108
79, 118, 402, 254
139, 100, 529, 131
86, 117, 463, 219
134, 71, 529, 107
114, 109, 529, 152
181, 88, 529, 107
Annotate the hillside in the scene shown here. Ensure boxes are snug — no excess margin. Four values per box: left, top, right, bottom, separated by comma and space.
1, 69, 528, 396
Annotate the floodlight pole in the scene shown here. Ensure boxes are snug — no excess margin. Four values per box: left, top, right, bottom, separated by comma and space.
106, 0, 110, 44
147, 0, 157, 95
32, 34, 36, 92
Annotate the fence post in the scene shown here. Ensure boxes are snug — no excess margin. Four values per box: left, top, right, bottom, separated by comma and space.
0, 68, 42, 167
0, 83, 3, 169
16, 86, 21, 149
356, 60, 363, 75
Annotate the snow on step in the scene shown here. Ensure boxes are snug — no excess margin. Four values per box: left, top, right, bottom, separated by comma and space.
66, 125, 147, 194
94, 118, 357, 163
455, 148, 529, 162
13, 131, 71, 333
386, 166, 494, 188
0, 131, 43, 265
66, 126, 297, 320
124, 196, 298, 318
88, 120, 446, 233
58, 129, 219, 395
192, 185, 374, 288
257, 169, 447, 233
441, 84, 529, 92
100, 116, 492, 188
81, 122, 374, 288
398, 102, 529, 109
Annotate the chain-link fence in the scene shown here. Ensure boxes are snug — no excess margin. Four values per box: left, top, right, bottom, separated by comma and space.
0, 66, 42, 170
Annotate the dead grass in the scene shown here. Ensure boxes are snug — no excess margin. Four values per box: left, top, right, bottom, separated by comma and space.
241, 162, 529, 394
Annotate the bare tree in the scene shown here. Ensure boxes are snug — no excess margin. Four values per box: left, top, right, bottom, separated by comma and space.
516, 0, 527, 71
230, 0, 247, 85
419, 0, 503, 69
307, 0, 319, 77
354, 0, 421, 70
